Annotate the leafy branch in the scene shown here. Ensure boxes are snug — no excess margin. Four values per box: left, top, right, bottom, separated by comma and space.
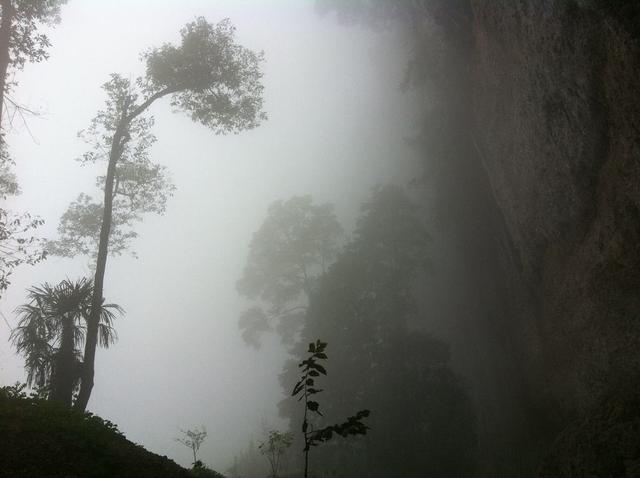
175, 426, 207, 466
292, 340, 370, 478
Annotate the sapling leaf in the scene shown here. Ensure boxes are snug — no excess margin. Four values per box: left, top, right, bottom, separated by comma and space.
293, 339, 370, 478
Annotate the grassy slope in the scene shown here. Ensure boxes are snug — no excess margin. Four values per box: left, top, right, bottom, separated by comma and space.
0, 387, 191, 478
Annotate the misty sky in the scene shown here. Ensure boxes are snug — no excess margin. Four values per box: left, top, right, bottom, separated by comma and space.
0, 1, 420, 470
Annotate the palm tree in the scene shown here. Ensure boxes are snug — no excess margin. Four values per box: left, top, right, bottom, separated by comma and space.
10, 277, 122, 407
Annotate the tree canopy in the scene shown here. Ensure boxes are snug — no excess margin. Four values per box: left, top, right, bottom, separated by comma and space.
0, 145, 45, 297
48, 74, 175, 260
0, 0, 64, 297
143, 17, 266, 134
10, 277, 122, 407
48, 16, 268, 411
237, 195, 342, 347
278, 185, 475, 477
0, 0, 67, 136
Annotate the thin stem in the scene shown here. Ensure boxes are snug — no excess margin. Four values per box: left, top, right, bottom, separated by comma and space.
303, 368, 310, 478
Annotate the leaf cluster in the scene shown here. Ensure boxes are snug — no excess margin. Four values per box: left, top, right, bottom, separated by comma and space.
188, 461, 225, 478
49, 75, 175, 261
143, 17, 267, 134
238, 197, 342, 347
308, 409, 370, 444
0, 144, 46, 296
258, 429, 293, 456
292, 340, 370, 454
175, 426, 207, 459
278, 186, 477, 477
51, 16, 266, 264
10, 278, 123, 391
0, 208, 45, 294
0, 384, 192, 477
3, 1, 67, 83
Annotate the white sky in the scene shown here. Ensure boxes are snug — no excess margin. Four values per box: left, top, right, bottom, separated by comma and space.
0, 0, 420, 470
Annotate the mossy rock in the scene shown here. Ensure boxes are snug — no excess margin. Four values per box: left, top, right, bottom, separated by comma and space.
537, 383, 640, 477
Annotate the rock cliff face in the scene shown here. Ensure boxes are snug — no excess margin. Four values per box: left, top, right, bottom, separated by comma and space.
463, 0, 639, 474
472, 0, 639, 406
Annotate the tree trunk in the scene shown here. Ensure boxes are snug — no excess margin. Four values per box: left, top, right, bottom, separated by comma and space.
0, 0, 15, 141
50, 315, 75, 407
74, 116, 127, 411
73, 86, 175, 411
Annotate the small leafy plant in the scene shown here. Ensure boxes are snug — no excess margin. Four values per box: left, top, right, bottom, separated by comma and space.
292, 340, 370, 478
259, 429, 293, 478
176, 426, 207, 466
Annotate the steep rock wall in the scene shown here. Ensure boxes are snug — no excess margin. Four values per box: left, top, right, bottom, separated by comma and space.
468, 0, 640, 473
472, 0, 640, 413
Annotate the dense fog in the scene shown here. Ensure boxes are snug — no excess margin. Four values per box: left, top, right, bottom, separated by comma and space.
1, 1, 424, 473
3, 1, 638, 477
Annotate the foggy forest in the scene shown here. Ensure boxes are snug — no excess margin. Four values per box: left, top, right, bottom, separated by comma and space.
0, 1, 639, 477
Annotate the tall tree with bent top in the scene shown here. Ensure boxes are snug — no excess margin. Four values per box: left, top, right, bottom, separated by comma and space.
51, 17, 266, 411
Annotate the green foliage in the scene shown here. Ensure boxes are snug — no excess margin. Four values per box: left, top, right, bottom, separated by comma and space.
0, 1, 65, 296
3, 0, 66, 72
176, 426, 208, 465
0, 384, 190, 477
292, 339, 370, 478
143, 17, 266, 134
10, 278, 122, 399
279, 185, 476, 477
0, 144, 46, 297
227, 439, 270, 478
48, 74, 175, 260
0, 207, 45, 294
189, 461, 226, 478
58, 15, 266, 412
237, 196, 342, 347
51, 16, 267, 263
259, 429, 294, 478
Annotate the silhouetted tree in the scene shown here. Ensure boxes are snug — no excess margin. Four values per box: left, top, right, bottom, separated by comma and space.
237, 196, 342, 347
259, 429, 293, 478
0, 0, 66, 139
280, 185, 476, 477
176, 426, 207, 466
291, 339, 370, 478
10, 278, 122, 407
228, 438, 267, 478
48, 17, 266, 411
0, 194, 45, 298
0, 1, 66, 298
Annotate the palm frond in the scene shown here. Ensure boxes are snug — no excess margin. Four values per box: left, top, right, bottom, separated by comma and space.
11, 277, 124, 387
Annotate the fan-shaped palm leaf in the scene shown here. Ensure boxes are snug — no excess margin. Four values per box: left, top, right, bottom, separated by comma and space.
11, 277, 123, 394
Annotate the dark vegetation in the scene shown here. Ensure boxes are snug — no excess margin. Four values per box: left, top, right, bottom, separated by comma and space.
316, 0, 640, 476
291, 340, 370, 478
0, 0, 63, 296
0, 384, 191, 478
258, 430, 293, 478
234, 186, 476, 478
10, 278, 121, 407
48, 16, 266, 412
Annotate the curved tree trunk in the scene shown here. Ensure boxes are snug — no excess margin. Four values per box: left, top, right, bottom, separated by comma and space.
0, 0, 15, 142
74, 115, 127, 411
74, 87, 173, 411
